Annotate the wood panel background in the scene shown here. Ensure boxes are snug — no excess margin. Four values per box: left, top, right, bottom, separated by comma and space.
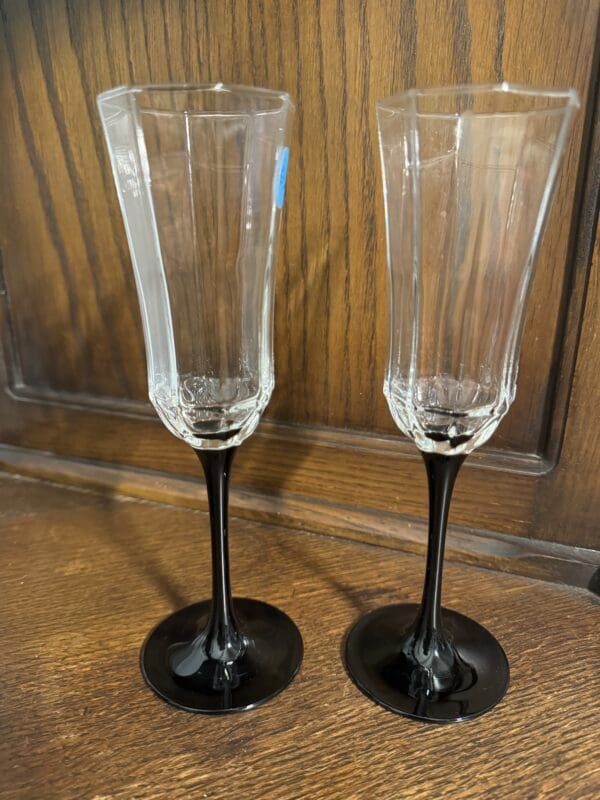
0, 0, 598, 549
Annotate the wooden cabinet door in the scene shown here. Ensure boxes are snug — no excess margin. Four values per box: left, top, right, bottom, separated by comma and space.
0, 0, 598, 548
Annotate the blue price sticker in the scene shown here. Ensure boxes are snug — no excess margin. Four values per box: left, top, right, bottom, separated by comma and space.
276, 146, 289, 209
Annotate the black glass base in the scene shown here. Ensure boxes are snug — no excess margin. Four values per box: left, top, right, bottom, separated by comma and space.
141, 598, 303, 713
345, 603, 509, 723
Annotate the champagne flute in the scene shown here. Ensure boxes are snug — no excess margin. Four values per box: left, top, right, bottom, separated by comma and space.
345, 83, 578, 723
98, 83, 302, 713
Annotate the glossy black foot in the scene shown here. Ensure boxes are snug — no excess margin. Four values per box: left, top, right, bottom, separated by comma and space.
345, 603, 509, 723
141, 598, 303, 713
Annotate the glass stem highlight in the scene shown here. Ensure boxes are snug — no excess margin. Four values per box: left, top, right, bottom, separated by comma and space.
413, 452, 466, 642
196, 447, 244, 663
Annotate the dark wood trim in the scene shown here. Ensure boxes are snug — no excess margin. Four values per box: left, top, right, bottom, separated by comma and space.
0, 384, 551, 476
541, 16, 600, 466
1, 443, 597, 593
6, 383, 152, 418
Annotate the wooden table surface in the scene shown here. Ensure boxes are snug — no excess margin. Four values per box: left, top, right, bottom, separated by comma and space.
0, 474, 598, 800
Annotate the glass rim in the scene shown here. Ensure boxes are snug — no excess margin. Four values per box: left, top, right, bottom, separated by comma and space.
377, 82, 580, 117
97, 81, 295, 114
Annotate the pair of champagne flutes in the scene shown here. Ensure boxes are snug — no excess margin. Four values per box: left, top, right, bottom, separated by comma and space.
98, 82, 578, 723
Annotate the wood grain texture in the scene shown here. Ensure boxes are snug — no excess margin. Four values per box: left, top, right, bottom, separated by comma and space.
0, 475, 598, 800
1, 442, 599, 591
537, 205, 600, 543
0, 0, 595, 444
0, 0, 599, 549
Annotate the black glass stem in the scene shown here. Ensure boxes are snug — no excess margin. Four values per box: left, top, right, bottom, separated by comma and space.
414, 452, 465, 644
140, 447, 303, 714
168, 448, 243, 672
345, 452, 509, 723
198, 449, 239, 659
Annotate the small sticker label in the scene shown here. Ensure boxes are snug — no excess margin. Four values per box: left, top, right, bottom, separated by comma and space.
276, 146, 289, 209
